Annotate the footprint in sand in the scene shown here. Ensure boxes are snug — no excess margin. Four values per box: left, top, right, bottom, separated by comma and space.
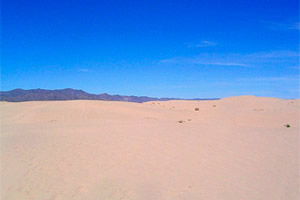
144, 117, 158, 120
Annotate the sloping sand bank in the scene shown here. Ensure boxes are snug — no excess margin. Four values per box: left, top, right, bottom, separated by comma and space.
1, 96, 299, 200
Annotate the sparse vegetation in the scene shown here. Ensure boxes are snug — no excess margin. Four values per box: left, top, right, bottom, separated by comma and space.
285, 124, 291, 128
195, 108, 199, 111
213, 105, 216, 107
178, 120, 185, 123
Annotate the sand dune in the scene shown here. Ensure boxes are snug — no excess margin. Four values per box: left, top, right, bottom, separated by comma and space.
1, 96, 299, 200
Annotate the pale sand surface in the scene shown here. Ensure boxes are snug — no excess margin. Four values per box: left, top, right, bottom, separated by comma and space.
1, 96, 299, 199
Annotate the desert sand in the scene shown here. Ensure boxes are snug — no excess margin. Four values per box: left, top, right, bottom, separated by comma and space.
1, 96, 299, 200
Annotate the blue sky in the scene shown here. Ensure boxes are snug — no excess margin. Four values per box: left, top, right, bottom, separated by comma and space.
2, 0, 299, 98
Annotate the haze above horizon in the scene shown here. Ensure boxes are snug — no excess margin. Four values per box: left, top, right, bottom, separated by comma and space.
2, 0, 299, 99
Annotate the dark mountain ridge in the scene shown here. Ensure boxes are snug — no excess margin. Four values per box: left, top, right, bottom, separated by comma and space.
0, 88, 218, 103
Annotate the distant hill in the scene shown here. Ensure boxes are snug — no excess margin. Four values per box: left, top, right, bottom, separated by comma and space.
0, 88, 218, 103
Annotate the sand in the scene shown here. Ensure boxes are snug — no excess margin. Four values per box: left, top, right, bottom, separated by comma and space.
1, 96, 299, 200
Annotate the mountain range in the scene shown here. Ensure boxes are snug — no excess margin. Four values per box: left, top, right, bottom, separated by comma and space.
0, 88, 218, 103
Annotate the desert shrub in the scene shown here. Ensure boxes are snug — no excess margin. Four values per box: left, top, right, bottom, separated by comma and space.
195, 108, 199, 111
285, 124, 291, 128
178, 120, 184, 123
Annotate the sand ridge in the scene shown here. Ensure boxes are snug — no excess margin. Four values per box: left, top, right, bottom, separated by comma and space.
1, 96, 299, 199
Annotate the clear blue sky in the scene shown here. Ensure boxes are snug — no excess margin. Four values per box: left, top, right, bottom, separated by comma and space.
2, 0, 299, 98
